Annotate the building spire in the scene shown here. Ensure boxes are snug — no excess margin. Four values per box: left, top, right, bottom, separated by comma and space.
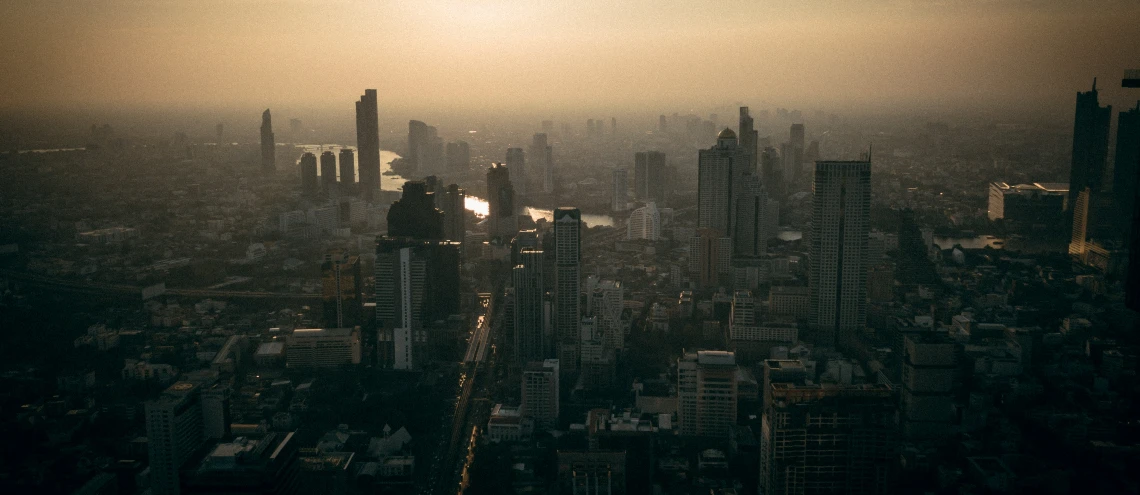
1092, 77, 1097, 92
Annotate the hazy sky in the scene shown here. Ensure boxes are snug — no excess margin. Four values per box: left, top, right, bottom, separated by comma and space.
2, 0, 1139, 116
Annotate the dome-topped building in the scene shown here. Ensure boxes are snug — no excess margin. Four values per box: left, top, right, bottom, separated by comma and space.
717, 128, 737, 147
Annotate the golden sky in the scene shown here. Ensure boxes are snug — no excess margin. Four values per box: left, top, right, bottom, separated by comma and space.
2, 0, 1139, 115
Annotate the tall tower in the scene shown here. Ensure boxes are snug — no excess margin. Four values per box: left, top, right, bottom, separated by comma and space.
732, 173, 770, 258
300, 152, 318, 197
146, 379, 228, 495
387, 181, 443, 240
440, 184, 466, 246
338, 148, 356, 186
531, 134, 553, 194
554, 208, 581, 371
487, 163, 517, 240
507, 147, 527, 198
260, 109, 275, 173
1113, 102, 1140, 225
698, 129, 747, 235
611, 168, 629, 211
677, 351, 739, 438
809, 160, 871, 347
322, 253, 363, 328
1067, 79, 1113, 210
635, 151, 667, 206
513, 248, 547, 365
356, 90, 380, 201
320, 151, 337, 195
739, 107, 758, 169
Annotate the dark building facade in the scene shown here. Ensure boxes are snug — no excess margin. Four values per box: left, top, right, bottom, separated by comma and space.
260, 109, 275, 173
300, 152, 318, 197
387, 181, 443, 240
633, 151, 667, 206
1067, 79, 1113, 210
355, 90, 380, 200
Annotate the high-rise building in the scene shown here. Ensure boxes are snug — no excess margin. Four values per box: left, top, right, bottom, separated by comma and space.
698, 129, 748, 235
554, 208, 582, 370
626, 202, 661, 241
507, 147, 527, 198
1067, 79, 1112, 211
589, 279, 625, 351
1069, 187, 1091, 258
375, 237, 461, 370
760, 147, 784, 201
387, 181, 443, 240
759, 383, 897, 495
439, 183, 466, 246
530, 133, 553, 194
1114, 102, 1140, 225
677, 350, 738, 438
809, 160, 871, 347
739, 107, 759, 169
514, 248, 548, 365
300, 152, 319, 197
446, 140, 470, 171
611, 168, 629, 211
487, 163, 517, 240
787, 123, 805, 182
321, 253, 363, 328
408, 120, 444, 176
286, 328, 362, 368
320, 151, 337, 194
356, 90, 380, 201
260, 109, 275, 173
634, 151, 667, 207
521, 359, 560, 431
986, 182, 1068, 230
146, 378, 229, 495
338, 148, 356, 187
689, 228, 732, 289
732, 173, 771, 258
901, 332, 956, 440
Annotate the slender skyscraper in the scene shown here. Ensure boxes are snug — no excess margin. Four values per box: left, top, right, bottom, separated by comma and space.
320, 151, 337, 194
507, 147, 527, 198
531, 134, 553, 194
260, 109, 275, 173
356, 90, 380, 201
440, 183, 466, 246
611, 168, 629, 211
554, 207, 581, 371
514, 248, 547, 365
338, 148, 356, 186
698, 129, 747, 235
1067, 79, 1112, 209
732, 173, 770, 258
300, 152, 318, 197
487, 163, 517, 240
808, 160, 871, 347
634, 151, 667, 206
739, 107, 758, 169
1113, 102, 1140, 225
761, 146, 784, 201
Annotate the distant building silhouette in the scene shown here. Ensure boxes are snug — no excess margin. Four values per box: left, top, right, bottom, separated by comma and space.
554, 208, 581, 371
486, 163, 517, 240
356, 90, 381, 200
338, 148, 356, 187
446, 140, 470, 171
260, 109, 275, 173
409, 120, 444, 175
731, 173, 772, 258
809, 160, 871, 347
1114, 102, 1140, 225
530, 134, 553, 194
689, 228, 732, 289
300, 152, 318, 197
507, 147, 527, 198
1067, 79, 1112, 210
611, 168, 629, 211
634, 151, 667, 207
439, 183, 466, 246
387, 181, 443, 240
760, 146, 784, 201
513, 248, 548, 366
698, 129, 747, 235
739, 107, 758, 169
320, 151, 337, 195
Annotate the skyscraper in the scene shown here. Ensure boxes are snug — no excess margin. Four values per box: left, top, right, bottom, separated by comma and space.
1113, 102, 1140, 225
408, 120, 443, 175
521, 359, 560, 431
1067, 79, 1112, 210
689, 228, 732, 289
446, 140, 470, 171
732, 173, 771, 258
634, 151, 667, 206
322, 253, 363, 328
355, 90, 380, 201
759, 383, 897, 495
809, 160, 871, 347
374, 237, 461, 370
783, 124, 805, 185
507, 147, 527, 198
487, 163, 517, 240
513, 248, 547, 365
760, 146, 784, 201
611, 168, 629, 211
320, 151, 337, 194
1069, 187, 1091, 258
530, 134, 553, 194
698, 129, 747, 234
260, 109, 275, 173
387, 181, 443, 240
338, 148, 355, 187
554, 207, 581, 370
146, 378, 229, 495
739, 107, 758, 169
439, 183, 466, 246
677, 350, 739, 438
300, 152, 318, 197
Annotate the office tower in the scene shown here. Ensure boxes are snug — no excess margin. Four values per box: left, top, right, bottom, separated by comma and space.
759, 383, 897, 495
300, 152, 319, 197
387, 181, 443, 240
730, 289, 756, 327
986, 182, 1068, 230
181, 431, 299, 495
901, 333, 956, 440
809, 160, 872, 347
530, 133, 553, 194
146, 378, 229, 495
507, 147, 527, 198
338, 148, 356, 186
446, 140, 470, 171
374, 237, 461, 370
589, 279, 624, 351
634, 151, 667, 206
698, 129, 748, 234
321, 253, 363, 328
320, 151, 337, 194
487, 163, 517, 240
677, 350, 739, 438
286, 328, 362, 368
1067, 79, 1113, 210
782, 124, 806, 185
689, 228, 732, 289
732, 173, 770, 258
626, 202, 661, 241
521, 359, 560, 430
1114, 102, 1140, 224
611, 168, 629, 211
355, 90, 380, 201
514, 248, 548, 365
760, 147, 784, 200
408, 120, 428, 169
439, 183, 466, 245
761, 359, 808, 408
739, 107, 758, 169
1069, 187, 1091, 258
259, 109, 275, 173
554, 208, 582, 370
